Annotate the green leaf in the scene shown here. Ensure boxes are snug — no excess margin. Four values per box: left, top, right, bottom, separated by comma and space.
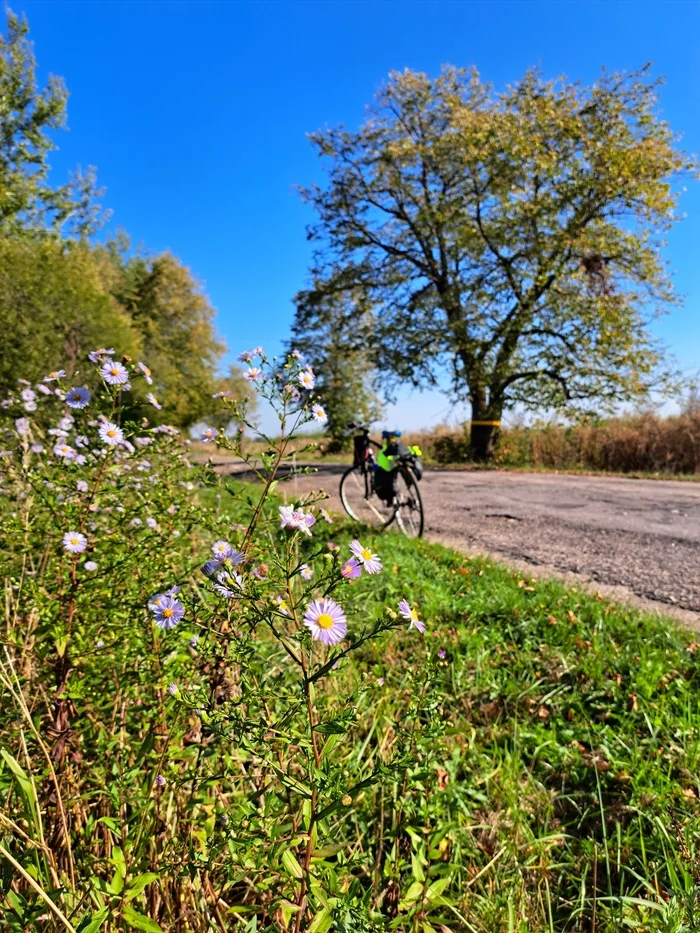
125, 872, 159, 900
109, 846, 126, 877
76, 906, 110, 933
426, 877, 451, 901
121, 905, 164, 933
281, 848, 304, 880
411, 851, 425, 882
308, 908, 333, 933
0, 749, 39, 833
106, 870, 124, 895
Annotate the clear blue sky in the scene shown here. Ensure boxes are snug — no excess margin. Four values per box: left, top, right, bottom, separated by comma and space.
17, 0, 700, 430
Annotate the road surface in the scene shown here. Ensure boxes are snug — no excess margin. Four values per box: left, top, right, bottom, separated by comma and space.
216, 459, 700, 619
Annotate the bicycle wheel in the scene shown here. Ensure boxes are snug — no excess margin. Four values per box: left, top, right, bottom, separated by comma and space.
393, 467, 424, 538
339, 465, 395, 528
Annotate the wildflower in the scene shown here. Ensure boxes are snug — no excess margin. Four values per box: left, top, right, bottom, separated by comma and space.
200, 427, 217, 443
377, 677, 385, 686
24, 400, 37, 412
311, 403, 327, 423
88, 347, 115, 363
279, 504, 316, 535
148, 592, 165, 611
100, 360, 129, 385
84, 560, 98, 572
134, 436, 153, 447
291, 349, 304, 360
154, 774, 166, 788
44, 370, 66, 382
298, 369, 315, 390
99, 421, 124, 446
152, 595, 185, 629
212, 540, 234, 559
146, 517, 158, 530
36, 384, 51, 396
350, 539, 383, 574
75, 434, 89, 447
189, 635, 199, 648
212, 389, 230, 399
77, 480, 89, 493
320, 508, 333, 524
254, 563, 269, 579
201, 559, 222, 576
274, 595, 290, 615
284, 384, 301, 401
244, 367, 262, 381
15, 417, 29, 436
53, 443, 76, 460
214, 584, 235, 598
340, 558, 362, 580
31, 443, 44, 454
300, 564, 313, 581
167, 682, 178, 695
96, 640, 104, 648
147, 393, 162, 410
237, 347, 262, 362
137, 361, 153, 385
63, 531, 88, 554
304, 597, 347, 645
66, 387, 91, 409
437, 648, 446, 659
165, 585, 181, 597
398, 599, 425, 634
20, 388, 35, 402
328, 541, 339, 552
58, 417, 74, 431
130, 517, 143, 527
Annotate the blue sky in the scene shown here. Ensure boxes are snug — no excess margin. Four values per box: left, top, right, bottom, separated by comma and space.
17, 0, 700, 431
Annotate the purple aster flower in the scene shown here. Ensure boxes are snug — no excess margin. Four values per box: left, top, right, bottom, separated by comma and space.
298, 369, 315, 390
304, 597, 347, 645
20, 388, 35, 402
147, 393, 162, 410
76, 480, 89, 493
201, 559, 222, 577
328, 541, 339, 552
274, 595, 290, 615
152, 595, 185, 629
253, 563, 269, 579
148, 592, 165, 611
244, 367, 262, 381
167, 682, 178, 695
44, 370, 66, 383
53, 443, 76, 460
189, 635, 199, 648
100, 360, 129, 385
88, 348, 115, 363
63, 531, 88, 554
130, 517, 143, 528
35, 384, 51, 396
66, 387, 91, 409
398, 599, 425, 634
154, 774, 166, 788
437, 648, 446, 660
137, 362, 153, 385
237, 347, 262, 362
311, 404, 327, 423
377, 677, 385, 686
146, 517, 158, 530
200, 427, 217, 443
31, 443, 44, 454
24, 400, 37, 412
340, 558, 362, 580
59, 417, 74, 431
212, 540, 234, 560
84, 560, 98, 572
320, 508, 333, 524
15, 417, 29, 436
300, 564, 313, 581
350, 540, 383, 574
291, 349, 304, 360
99, 421, 124, 446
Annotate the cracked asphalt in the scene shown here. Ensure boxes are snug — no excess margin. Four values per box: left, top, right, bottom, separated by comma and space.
215, 458, 700, 620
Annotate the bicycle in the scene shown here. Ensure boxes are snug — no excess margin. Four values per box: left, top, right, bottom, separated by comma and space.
339, 423, 425, 538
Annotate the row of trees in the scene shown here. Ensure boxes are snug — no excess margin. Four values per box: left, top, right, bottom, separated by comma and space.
0, 14, 246, 427
293, 65, 695, 458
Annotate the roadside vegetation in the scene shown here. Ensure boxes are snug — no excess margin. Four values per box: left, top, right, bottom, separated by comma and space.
2, 347, 700, 933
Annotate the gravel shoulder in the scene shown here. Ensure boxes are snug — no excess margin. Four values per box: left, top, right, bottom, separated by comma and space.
211, 458, 700, 626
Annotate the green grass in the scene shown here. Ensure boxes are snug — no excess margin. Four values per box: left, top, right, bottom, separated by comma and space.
298, 520, 700, 931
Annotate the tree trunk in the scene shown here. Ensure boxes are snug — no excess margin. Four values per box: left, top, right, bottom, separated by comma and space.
468, 404, 501, 462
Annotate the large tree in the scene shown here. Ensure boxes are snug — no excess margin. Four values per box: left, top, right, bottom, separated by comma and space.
295, 66, 694, 459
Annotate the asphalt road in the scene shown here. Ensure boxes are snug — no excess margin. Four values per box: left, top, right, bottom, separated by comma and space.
217, 459, 700, 618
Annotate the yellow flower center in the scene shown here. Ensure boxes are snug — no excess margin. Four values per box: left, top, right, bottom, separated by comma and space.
107, 430, 116, 437
411, 609, 419, 621
278, 600, 288, 612
163, 607, 174, 618
70, 537, 79, 545
361, 548, 373, 562
316, 613, 334, 629
110, 368, 119, 376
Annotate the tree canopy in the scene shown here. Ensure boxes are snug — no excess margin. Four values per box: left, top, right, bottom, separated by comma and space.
0, 12, 247, 428
295, 65, 695, 458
